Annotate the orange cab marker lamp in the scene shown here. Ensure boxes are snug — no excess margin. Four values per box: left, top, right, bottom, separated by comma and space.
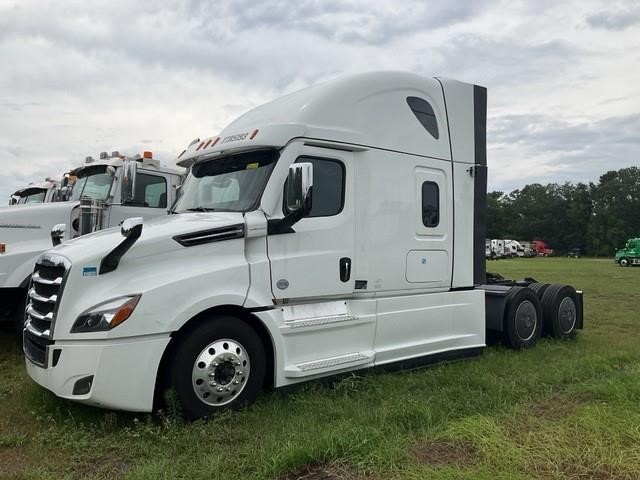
178, 149, 186, 158
110, 296, 141, 329
143, 151, 153, 159
0, 243, 6, 254
250, 129, 259, 140
211, 137, 220, 147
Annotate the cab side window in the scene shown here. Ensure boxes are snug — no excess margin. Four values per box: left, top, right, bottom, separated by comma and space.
284, 157, 345, 217
422, 181, 439, 227
132, 173, 167, 208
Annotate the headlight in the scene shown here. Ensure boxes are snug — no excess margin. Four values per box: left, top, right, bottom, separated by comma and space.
71, 295, 141, 333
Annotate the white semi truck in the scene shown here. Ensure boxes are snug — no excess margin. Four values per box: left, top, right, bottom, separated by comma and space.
24, 72, 583, 419
0, 151, 184, 332
9, 180, 60, 205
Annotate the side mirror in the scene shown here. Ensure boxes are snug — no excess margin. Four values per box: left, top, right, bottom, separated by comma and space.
51, 224, 66, 246
285, 162, 313, 213
121, 158, 137, 204
121, 217, 143, 238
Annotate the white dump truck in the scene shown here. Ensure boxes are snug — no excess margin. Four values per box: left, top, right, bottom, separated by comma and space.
23, 72, 583, 419
9, 180, 60, 205
0, 151, 184, 331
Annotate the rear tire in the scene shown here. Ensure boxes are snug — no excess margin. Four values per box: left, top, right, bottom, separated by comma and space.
503, 287, 542, 349
170, 316, 266, 420
541, 284, 579, 339
528, 282, 550, 300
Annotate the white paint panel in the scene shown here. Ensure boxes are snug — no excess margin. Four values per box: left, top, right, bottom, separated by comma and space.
451, 161, 475, 287
374, 289, 485, 364
405, 250, 449, 283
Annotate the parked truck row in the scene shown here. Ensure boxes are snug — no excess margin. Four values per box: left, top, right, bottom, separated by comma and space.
486, 238, 553, 259
0, 151, 184, 333
4, 72, 583, 420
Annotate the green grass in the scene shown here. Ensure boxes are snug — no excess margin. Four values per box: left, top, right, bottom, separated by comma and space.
1, 258, 639, 479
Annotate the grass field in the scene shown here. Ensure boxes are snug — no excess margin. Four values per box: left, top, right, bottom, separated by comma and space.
1, 258, 639, 479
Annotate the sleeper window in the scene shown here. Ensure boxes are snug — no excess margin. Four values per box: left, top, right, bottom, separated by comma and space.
422, 181, 439, 227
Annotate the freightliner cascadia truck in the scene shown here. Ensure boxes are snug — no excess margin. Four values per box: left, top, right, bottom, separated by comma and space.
23, 72, 583, 419
0, 152, 183, 333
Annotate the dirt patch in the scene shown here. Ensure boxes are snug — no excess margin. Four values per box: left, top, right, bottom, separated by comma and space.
283, 462, 367, 480
0, 446, 33, 476
529, 394, 583, 421
413, 440, 479, 467
76, 451, 132, 478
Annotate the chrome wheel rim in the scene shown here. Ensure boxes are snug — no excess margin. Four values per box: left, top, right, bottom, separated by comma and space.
191, 339, 250, 406
515, 300, 537, 341
620, 259, 628, 266
558, 297, 577, 334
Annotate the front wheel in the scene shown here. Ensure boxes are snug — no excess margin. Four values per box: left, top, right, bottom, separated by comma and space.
13, 292, 27, 344
170, 316, 266, 420
619, 257, 629, 267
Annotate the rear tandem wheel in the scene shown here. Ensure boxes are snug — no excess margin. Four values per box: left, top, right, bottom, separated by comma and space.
540, 284, 580, 339
503, 286, 543, 349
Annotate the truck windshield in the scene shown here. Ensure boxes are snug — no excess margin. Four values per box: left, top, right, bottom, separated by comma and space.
17, 189, 47, 204
70, 166, 114, 202
172, 150, 278, 213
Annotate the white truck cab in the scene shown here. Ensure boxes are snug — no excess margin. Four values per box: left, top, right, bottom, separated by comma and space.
9, 180, 60, 205
0, 152, 184, 331
505, 239, 526, 258
24, 72, 583, 419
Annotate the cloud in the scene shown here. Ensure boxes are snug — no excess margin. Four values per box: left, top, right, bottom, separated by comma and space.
586, 4, 640, 30
487, 112, 640, 191
0, 0, 638, 202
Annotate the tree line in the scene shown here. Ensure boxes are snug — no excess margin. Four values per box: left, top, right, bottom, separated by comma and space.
486, 166, 640, 256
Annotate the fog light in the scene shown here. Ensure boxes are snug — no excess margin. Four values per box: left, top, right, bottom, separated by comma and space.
72, 375, 94, 395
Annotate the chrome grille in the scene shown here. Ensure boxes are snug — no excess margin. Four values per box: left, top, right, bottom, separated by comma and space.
24, 254, 69, 367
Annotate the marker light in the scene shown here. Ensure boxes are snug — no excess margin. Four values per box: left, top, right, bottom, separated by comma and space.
250, 129, 259, 139
0, 243, 5, 254
143, 151, 153, 159
99, 152, 108, 159
71, 295, 141, 333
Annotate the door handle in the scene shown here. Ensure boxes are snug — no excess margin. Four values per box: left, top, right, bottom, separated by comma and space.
340, 257, 351, 283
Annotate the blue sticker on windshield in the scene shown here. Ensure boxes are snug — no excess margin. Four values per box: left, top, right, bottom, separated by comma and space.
83, 266, 97, 277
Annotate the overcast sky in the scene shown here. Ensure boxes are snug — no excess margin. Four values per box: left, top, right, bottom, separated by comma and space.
1, 0, 638, 201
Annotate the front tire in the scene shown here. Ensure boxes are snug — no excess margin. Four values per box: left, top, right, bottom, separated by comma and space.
619, 257, 629, 267
170, 316, 266, 420
13, 293, 27, 344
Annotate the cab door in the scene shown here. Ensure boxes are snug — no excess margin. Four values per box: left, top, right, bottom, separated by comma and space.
267, 147, 355, 300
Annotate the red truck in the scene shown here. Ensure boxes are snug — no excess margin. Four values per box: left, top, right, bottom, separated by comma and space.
533, 240, 553, 256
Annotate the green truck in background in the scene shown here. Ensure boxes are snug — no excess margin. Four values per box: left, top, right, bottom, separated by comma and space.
615, 238, 640, 266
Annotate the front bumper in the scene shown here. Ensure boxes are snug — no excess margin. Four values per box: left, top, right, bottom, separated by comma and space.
25, 333, 171, 412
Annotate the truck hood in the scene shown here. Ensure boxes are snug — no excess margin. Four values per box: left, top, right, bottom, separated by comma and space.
0, 202, 77, 244
51, 212, 245, 266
